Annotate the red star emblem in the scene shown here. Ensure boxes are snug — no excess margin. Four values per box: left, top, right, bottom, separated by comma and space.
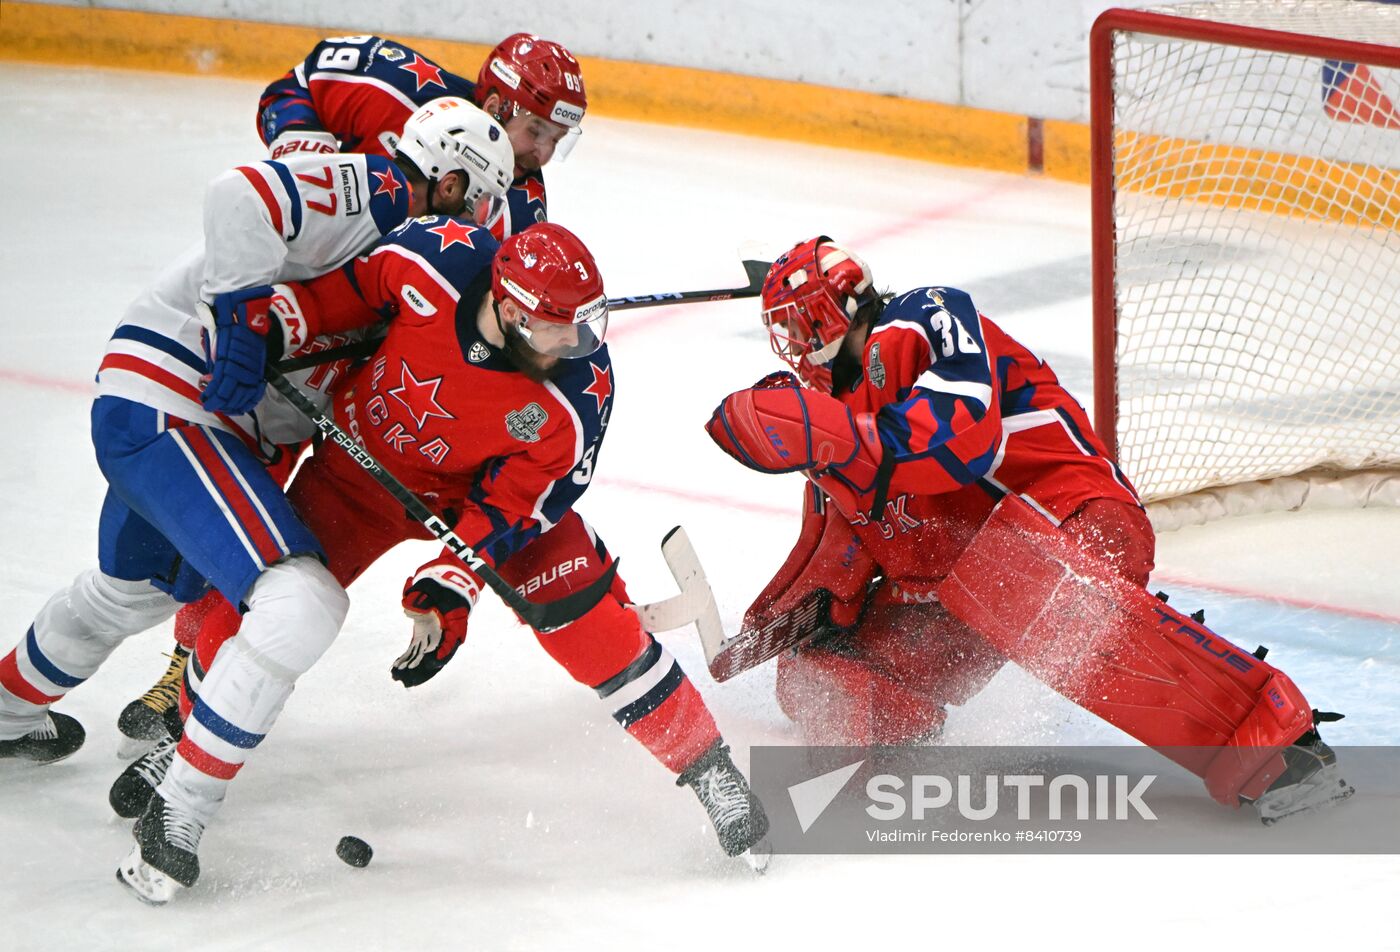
372, 169, 403, 203
399, 55, 446, 92
518, 176, 546, 205
581, 361, 612, 413
426, 218, 477, 252
388, 360, 455, 431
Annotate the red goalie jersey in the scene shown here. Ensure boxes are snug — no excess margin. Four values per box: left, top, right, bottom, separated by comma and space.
828, 285, 1143, 589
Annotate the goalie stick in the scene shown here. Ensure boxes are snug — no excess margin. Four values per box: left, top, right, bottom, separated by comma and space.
632, 526, 725, 638
263, 364, 618, 632
629, 526, 833, 682
271, 257, 773, 374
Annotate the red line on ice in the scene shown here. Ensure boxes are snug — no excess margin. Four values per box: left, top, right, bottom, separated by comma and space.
0, 367, 93, 395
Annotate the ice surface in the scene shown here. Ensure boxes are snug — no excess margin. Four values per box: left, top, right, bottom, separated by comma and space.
1, 63, 1395, 949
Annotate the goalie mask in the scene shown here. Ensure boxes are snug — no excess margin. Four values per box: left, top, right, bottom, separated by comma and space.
397, 97, 514, 224
761, 236, 877, 391
476, 33, 587, 160
492, 223, 608, 359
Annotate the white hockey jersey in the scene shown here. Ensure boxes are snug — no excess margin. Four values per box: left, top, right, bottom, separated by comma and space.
95, 152, 412, 457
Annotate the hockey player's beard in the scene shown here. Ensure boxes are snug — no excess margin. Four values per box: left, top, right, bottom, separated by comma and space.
501, 323, 564, 383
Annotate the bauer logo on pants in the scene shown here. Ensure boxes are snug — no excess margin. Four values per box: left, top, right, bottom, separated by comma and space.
749, 745, 1400, 855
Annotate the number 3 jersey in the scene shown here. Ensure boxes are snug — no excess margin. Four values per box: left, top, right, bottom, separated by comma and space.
95, 152, 411, 459
309, 216, 614, 572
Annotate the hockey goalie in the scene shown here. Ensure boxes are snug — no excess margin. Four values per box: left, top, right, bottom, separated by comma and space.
705, 235, 1355, 824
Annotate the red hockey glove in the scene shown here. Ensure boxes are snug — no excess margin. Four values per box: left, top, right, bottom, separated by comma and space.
268, 129, 338, 160
199, 283, 310, 415
706, 372, 891, 518
394, 571, 479, 688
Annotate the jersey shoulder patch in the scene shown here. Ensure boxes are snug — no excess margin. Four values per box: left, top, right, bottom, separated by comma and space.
362, 155, 412, 234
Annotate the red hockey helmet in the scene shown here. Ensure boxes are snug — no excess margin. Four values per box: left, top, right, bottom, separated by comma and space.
492, 223, 608, 358
476, 34, 586, 138
761, 236, 876, 390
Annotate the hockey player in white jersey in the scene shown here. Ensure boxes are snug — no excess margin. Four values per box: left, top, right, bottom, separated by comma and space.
0, 97, 513, 904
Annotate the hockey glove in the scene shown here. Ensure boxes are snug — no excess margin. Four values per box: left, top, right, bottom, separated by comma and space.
706, 372, 892, 519
268, 129, 339, 160
199, 284, 310, 415
394, 573, 478, 688
743, 484, 877, 643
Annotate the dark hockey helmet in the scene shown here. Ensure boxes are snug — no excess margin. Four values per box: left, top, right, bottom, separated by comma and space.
492, 223, 608, 358
761, 236, 876, 391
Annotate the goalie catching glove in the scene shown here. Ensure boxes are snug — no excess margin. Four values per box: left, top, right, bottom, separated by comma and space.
706, 371, 893, 519
199, 284, 311, 415
393, 569, 480, 688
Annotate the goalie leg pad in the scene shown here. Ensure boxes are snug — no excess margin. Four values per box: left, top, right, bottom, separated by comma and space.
776, 598, 1002, 745
776, 648, 948, 746
936, 495, 1313, 805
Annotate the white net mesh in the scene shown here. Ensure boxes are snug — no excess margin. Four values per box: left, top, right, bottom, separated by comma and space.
1106, 0, 1400, 507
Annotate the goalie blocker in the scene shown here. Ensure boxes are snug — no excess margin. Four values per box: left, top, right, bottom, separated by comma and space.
937, 494, 1314, 807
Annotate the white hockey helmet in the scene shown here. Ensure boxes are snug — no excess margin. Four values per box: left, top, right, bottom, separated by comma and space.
397, 96, 514, 222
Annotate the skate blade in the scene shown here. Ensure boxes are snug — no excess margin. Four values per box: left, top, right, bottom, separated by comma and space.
742, 839, 772, 875
1257, 765, 1356, 826
116, 845, 181, 905
116, 735, 156, 761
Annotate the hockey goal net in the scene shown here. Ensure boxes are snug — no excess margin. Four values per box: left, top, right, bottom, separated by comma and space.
1091, 1, 1400, 529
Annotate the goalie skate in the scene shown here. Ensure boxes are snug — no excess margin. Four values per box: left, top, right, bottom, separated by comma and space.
1249, 731, 1355, 826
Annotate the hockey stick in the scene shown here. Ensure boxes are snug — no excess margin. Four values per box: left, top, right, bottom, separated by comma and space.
628, 527, 834, 682
263, 364, 618, 632
272, 257, 772, 374
632, 527, 725, 641
702, 590, 832, 682
606, 257, 771, 312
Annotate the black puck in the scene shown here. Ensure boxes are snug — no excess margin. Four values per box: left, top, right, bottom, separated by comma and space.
336, 835, 373, 868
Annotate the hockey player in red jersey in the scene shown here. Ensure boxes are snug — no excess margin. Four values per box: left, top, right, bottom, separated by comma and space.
113, 221, 769, 861
258, 32, 584, 239
117, 33, 591, 741
705, 235, 1353, 824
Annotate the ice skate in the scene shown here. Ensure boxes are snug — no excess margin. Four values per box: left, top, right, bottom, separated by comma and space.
1250, 729, 1355, 825
116, 793, 203, 904
677, 741, 771, 861
110, 735, 177, 819
116, 646, 187, 756
0, 712, 86, 764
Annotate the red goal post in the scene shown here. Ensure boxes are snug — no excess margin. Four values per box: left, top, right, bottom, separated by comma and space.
1090, 2, 1400, 529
